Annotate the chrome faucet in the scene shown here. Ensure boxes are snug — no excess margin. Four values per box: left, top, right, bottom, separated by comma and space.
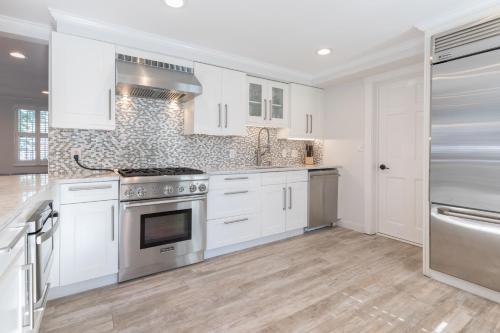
256, 127, 271, 166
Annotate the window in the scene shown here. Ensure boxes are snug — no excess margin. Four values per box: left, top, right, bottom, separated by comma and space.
16, 108, 48, 165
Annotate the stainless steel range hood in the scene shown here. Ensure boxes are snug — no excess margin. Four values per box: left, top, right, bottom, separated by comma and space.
115, 53, 202, 102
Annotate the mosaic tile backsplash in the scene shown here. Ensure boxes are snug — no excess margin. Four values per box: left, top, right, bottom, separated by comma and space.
48, 96, 323, 176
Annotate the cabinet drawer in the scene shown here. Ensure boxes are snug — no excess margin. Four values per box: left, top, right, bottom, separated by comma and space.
209, 173, 260, 190
60, 181, 119, 204
207, 214, 260, 250
287, 170, 308, 183
208, 188, 259, 219
261, 172, 287, 185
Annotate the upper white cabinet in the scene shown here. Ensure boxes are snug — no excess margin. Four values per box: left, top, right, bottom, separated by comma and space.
278, 83, 324, 140
50, 32, 116, 130
185, 62, 246, 136
247, 76, 289, 128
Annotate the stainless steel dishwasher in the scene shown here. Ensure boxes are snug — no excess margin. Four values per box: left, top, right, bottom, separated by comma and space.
307, 168, 339, 231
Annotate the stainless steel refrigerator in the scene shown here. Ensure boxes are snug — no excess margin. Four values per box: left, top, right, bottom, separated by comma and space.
430, 17, 500, 292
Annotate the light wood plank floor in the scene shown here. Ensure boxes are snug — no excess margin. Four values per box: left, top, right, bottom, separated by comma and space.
41, 228, 500, 333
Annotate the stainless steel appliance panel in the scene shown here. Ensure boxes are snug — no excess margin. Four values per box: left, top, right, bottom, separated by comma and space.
308, 169, 339, 230
119, 195, 206, 282
431, 48, 500, 213
430, 204, 500, 291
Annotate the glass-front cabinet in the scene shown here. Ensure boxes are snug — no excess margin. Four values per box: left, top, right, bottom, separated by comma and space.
247, 76, 288, 127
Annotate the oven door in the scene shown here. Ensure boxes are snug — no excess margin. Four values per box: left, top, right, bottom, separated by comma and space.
119, 195, 206, 282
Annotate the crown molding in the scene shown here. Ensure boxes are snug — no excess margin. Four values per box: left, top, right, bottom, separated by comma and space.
311, 37, 424, 86
414, 0, 500, 35
0, 14, 51, 43
49, 8, 314, 85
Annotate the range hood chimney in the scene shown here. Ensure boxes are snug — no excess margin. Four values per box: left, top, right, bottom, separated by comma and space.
115, 53, 202, 102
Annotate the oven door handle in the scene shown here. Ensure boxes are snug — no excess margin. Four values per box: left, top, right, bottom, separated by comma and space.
35, 215, 60, 245
122, 195, 207, 208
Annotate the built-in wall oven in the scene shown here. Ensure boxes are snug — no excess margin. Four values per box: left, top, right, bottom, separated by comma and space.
118, 170, 208, 282
25, 200, 58, 331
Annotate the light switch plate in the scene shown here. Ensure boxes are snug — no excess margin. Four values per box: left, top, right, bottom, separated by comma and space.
70, 148, 82, 159
229, 149, 236, 159
281, 149, 288, 158
291, 150, 298, 158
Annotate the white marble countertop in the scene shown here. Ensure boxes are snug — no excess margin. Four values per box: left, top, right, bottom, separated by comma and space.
204, 164, 341, 175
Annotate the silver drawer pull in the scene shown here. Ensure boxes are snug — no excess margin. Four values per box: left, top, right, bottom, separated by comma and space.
224, 190, 249, 195
224, 176, 249, 181
224, 218, 249, 224
438, 207, 500, 225
0, 225, 27, 253
68, 184, 113, 191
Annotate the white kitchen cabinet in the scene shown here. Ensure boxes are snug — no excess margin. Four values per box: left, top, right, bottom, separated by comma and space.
185, 62, 246, 136
247, 76, 289, 128
59, 200, 118, 286
278, 83, 324, 139
50, 32, 116, 130
285, 181, 308, 230
206, 214, 260, 250
0, 230, 25, 333
261, 184, 287, 236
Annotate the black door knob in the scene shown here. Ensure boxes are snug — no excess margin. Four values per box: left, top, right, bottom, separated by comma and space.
379, 164, 390, 170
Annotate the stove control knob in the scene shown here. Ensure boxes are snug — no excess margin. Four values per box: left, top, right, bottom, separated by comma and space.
135, 187, 146, 198
198, 184, 207, 192
164, 186, 174, 195
178, 186, 185, 193
189, 184, 197, 193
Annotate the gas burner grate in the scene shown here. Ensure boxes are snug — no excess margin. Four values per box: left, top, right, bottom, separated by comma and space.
118, 167, 204, 177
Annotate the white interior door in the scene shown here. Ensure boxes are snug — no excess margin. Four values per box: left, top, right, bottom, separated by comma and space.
377, 75, 424, 245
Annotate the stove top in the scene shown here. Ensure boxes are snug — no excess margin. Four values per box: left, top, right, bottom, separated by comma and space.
118, 167, 204, 177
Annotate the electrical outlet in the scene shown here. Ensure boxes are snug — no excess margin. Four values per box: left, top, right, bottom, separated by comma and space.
281, 149, 288, 158
291, 150, 298, 158
229, 149, 236, 159
70, 148, 82, 159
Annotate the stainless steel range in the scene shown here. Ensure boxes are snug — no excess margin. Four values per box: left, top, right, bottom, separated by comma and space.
118, 167, 208, 282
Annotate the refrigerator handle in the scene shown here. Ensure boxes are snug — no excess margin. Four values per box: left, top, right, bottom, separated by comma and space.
437, 207, 500, 225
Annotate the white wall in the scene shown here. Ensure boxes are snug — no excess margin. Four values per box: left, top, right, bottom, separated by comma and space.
0, 96, 48, 175
323, 80, 366, 232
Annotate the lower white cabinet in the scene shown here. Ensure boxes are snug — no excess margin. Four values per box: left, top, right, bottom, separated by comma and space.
285, 181, 308, 230
207, 214, 260, 250
60, 200, 118, 286
0, 233, 25, 333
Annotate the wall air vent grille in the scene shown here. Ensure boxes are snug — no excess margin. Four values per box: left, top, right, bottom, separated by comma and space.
433, 17, 500, 63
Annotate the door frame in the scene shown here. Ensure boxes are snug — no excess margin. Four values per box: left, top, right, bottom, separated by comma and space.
363, 63, 425, 243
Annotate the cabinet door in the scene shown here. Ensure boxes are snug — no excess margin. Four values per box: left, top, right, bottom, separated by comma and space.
222, 69, 246, 136
261, 184, 287, 236
268, 81, 289, 128
60, 200, 118, 286
310, 87, 325, 138
51, 32, 116, 130
285, 181, 308, 231
247, 76, 268, 124
190, 62, 223, 135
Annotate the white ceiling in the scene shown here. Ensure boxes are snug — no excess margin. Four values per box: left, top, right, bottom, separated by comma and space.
0, 0, 486, 78
0, 35, 48, 100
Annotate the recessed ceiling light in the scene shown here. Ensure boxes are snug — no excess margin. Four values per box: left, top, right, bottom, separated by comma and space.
317, 48, 332, 56
9, 51, 26, 59
41, 90, 49, 95
163, 0, 185, 8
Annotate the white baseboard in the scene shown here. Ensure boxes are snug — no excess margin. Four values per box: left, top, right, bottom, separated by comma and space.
205, 228, 304, 259
48, 274, 118, 300
430, 269, 500, 304
336, 219, 366, 234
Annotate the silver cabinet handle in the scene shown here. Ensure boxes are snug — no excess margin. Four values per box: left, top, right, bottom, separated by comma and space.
23, 263, 34, 330
0, 225, 27, 253
264, 99, 267, 120
269, 100, 272, 120
310, 115, 313, 134
288, 186, 292, 210
224, 176, 249, 181
283, 187, 287, 211
438, 207, 500, 225
108, 88, 112, 120
111, 204, 115, 241
224, 190, 249, 195
218, 103, 222, 128
225, 104, 228, 128
68, 184, 113, 192
306, 114, 309, 134
224, 218, 249, 225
